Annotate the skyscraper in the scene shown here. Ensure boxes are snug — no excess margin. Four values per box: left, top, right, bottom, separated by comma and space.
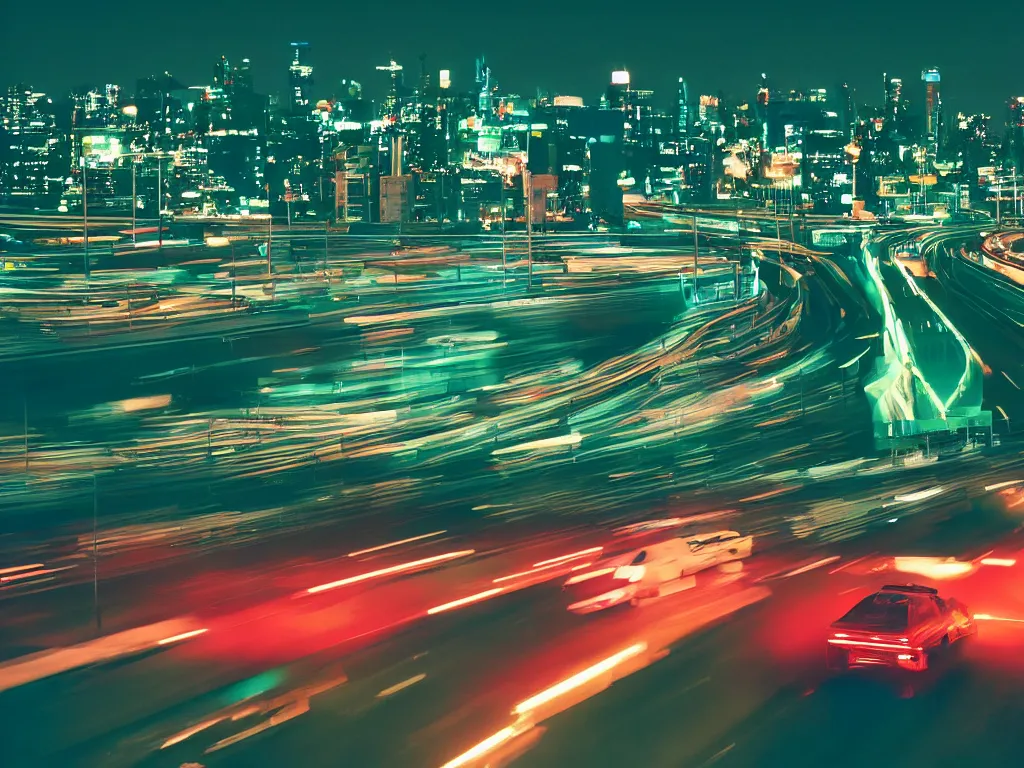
289, 42, 313, 114
1007, 97, 1024, 169
885, 76, 902, 118
0, 85, 60, 205
922, 68, 941, 148
676, 77, 690, 141
375, 60, 404, 120
214, 55, 232, 91
233, 59, 253, 93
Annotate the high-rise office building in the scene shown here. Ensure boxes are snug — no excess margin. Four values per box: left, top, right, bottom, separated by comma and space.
233, 59, 253, 93
214, 55, 232, 91
922, 68, 941, 147
289, 42, 313, 113
1007, 97, 1024, 169
838, 82, 855, 137
0, 85, 61, 205
676, 77, 690, 140
756, 73, 770, 147
375, 60, 404, 120
475, 57, 494, 121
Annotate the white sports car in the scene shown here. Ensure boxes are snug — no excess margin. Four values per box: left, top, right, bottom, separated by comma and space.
564, 530, 754, 614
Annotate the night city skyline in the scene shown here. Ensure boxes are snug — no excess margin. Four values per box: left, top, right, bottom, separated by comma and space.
3, 3, 1024, 767
2, 0, 1023, 114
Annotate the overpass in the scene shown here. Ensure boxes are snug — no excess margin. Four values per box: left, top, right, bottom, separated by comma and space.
857, 226, 989, 445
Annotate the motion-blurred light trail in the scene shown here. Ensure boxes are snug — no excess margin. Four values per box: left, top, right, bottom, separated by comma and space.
974, 614, 1024, 623
893, 556, 974, 579
376, 673, 427, 698
782, 556, 841, 578
427, 588, 504, 615
512, 642, 648, 716
347, 530, 446, 557
493, 558, 594, 584
564, 567, 616, 585
980, 558, 1016, 567
0, 563, 45, 576
985, 480, 1021, 492
307, 550, 476, 594
892, 486, 944, 504
157, 628, 209, 645
440, 726, 520, 768
532, 547, 603, 569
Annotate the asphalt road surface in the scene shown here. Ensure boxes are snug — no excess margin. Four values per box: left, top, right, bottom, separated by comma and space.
2, 477, 1022, 768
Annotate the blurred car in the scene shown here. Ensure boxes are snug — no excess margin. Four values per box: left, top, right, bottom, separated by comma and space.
826, 584, 976, 673
564, 530, 753, 614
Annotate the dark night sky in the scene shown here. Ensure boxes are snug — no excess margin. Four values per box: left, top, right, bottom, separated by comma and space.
2, 1, 1021, 117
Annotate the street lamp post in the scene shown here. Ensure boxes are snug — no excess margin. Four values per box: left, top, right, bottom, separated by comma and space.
844, 141, 861, 219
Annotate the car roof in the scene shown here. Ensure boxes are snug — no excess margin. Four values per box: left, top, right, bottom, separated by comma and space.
879, 584, 938, 595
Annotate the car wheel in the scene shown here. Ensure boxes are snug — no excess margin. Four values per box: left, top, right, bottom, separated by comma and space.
929, 637, 950, 668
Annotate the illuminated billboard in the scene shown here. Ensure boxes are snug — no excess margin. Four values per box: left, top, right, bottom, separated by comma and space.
439, 69, 451, 89
611, 70, 630, 86
553, 95, 584, 108
81, 134, 123, 166
921, 69, 941, 83
477, 126, 501, 154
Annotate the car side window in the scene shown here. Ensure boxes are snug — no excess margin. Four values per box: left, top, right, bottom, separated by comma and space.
689, 536, 719, 552
932, 596, 947, 613
915, 597, 940, 621
631, 551, 647, 565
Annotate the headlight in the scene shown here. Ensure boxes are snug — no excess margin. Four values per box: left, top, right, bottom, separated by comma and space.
613, 565, 646, 583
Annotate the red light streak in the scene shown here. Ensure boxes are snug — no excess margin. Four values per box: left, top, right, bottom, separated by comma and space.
532, 546, 602, 569
347, 530, 446, 558
512, 642, 647, 716
493, 559, 591, 584
306, 549, 475, 594
157, 628, 208, 645
827, 638, 918, 652
427, 588, 504, 615
564, 567, 615, 586
783, 556, 841, 578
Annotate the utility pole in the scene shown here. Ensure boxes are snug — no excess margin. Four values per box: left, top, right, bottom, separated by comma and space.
131, 157, 137, 244
82, 161, 89, 278
156, 157, 163, 247
692, 214, 700, 304
526, 171, 534, 290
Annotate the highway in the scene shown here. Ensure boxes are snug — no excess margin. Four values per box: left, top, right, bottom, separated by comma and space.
2, 471, 1021, 768
0, 221, 1021, 768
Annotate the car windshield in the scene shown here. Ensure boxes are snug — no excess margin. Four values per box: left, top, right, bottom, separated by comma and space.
838, 593, 910, 631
